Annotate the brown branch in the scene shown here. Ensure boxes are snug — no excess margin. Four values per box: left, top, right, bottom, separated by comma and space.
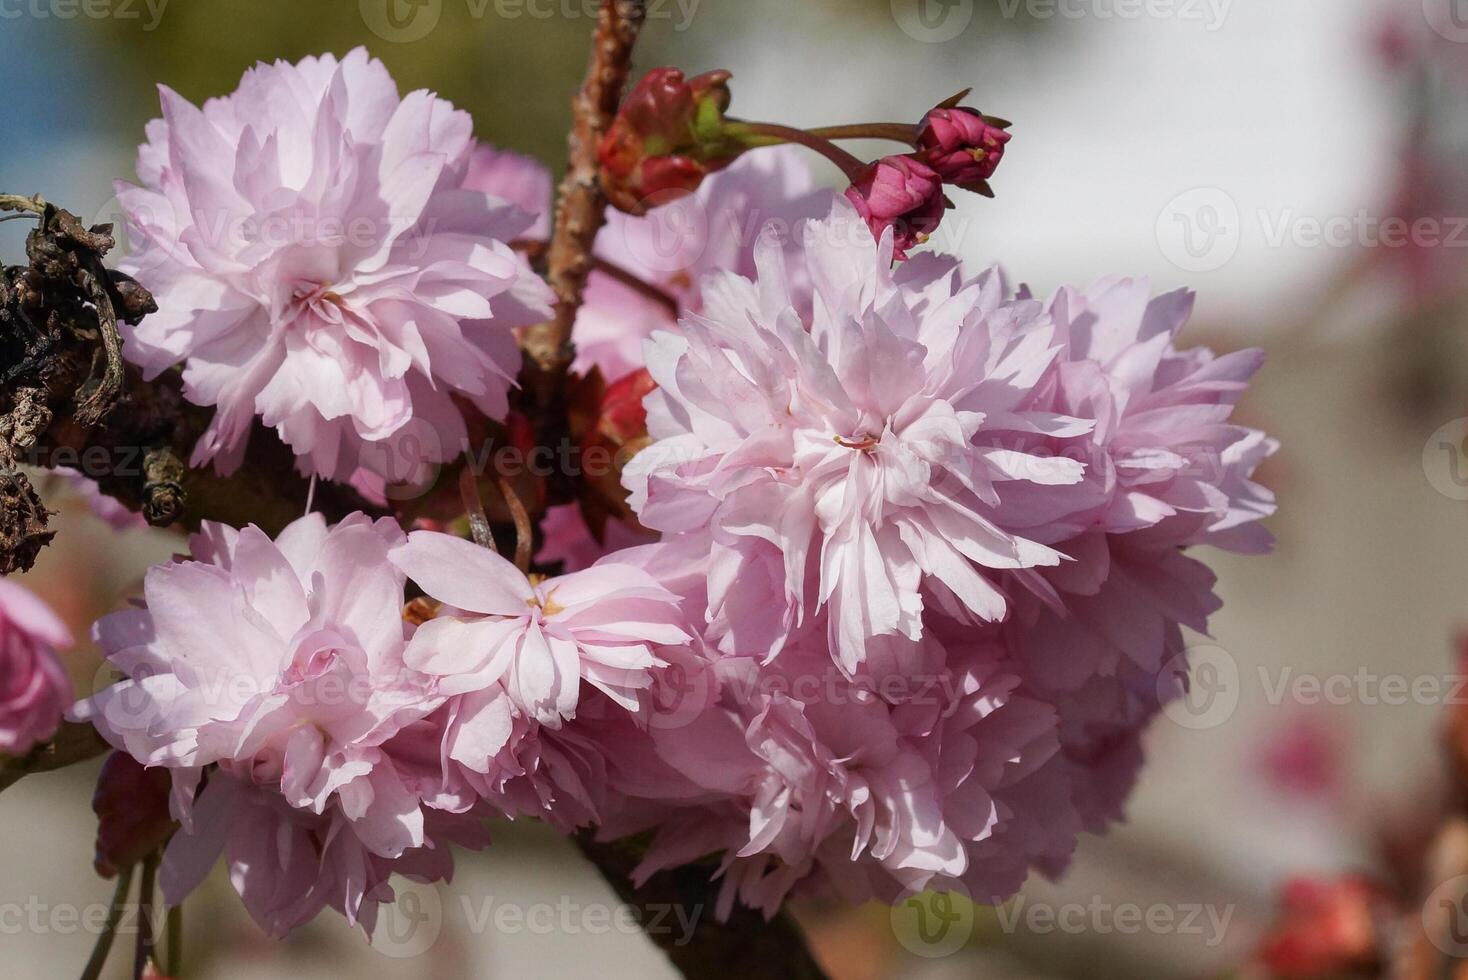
518, 0, 647, 411
512, 238, 680, 319
577, 834, 830, 980
494, 471, 534, 574
0, 721, 108, 794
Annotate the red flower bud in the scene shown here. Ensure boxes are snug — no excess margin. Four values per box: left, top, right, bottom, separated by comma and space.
843, 154, 946, 260
917, 106, 1011, 185
599, 68, 740, 214
92, 751, 175, 878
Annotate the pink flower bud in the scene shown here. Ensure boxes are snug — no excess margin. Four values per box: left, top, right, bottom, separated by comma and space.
0, 580, 73, 757
599, 68, 740, 214
917, 106, 1011, 184
842, 154, 946, 260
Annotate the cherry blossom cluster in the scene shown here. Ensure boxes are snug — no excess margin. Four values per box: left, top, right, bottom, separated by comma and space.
38, 48, 1277, 939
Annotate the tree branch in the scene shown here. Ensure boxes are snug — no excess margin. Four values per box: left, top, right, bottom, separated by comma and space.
518, 0, 647, 413
577, 834, 830, 980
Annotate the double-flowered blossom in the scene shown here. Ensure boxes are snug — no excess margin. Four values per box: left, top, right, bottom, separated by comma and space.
624, 200, 1089, 674
114, 49, 554, 481
73, 48, 1280, 938
596, 624, 1064, 916
74, 509, 699, 936
0, 580, 73, 757
604, 195, 1276, 920
73, 512, 465, 933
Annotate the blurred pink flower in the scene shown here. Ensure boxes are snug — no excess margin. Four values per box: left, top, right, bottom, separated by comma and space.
115, 48, 554, 481
53, 472, 147, 531
0, 579, 73, 757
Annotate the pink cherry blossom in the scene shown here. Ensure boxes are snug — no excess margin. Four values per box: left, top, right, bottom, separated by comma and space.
391, 530, 689, 726
624, 200, 1089, 674
158, 767, 489, 938
0, 580, 73, 757
613, 629, 1065, 916
72, 512, 486, 933
115, 48, 555, 481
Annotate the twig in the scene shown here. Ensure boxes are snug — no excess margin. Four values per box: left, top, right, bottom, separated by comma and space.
512, 238, 680, 319
459, 467, 497, 552
494, 471, 533, 573
165, 902, 183, 977
80, 863, 134, 980
0, 721, 108, 794
518, 0, 647, 408
134, 851, 158, 979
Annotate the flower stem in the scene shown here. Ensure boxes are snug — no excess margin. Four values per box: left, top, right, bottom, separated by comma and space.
134, 851, 158, 980
806, 123, 918, 145
80, 863, 134, 980
724, 120, 867, 179
165, 903, 183, 977
512, 239, 680, 319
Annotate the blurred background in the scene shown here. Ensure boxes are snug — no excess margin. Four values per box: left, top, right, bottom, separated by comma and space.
5, 0, 1468, 976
